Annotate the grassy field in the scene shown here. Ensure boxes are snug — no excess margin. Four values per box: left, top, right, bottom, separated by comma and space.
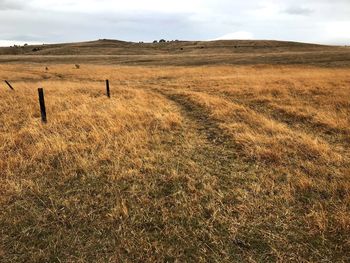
1, 39, 350, 66
0, 63, 349, 262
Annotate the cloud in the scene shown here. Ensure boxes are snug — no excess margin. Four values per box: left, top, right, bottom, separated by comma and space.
0, 0, 350, 45
28, 0, 201, 13
0, 0, 23, 10
214, 31, 254, 40
283, 6, 313, 15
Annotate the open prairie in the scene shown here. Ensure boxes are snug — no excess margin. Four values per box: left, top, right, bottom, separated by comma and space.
1, 39, 350, 66
0, 41, 350, 262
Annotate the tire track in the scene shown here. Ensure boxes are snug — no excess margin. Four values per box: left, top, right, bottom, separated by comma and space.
245, 99, 349, 145
187, 87, 349, 157
227, 92, 348, 146
148, 88, 273, 257
150, 88, 243, 184
149, 88, 350, 262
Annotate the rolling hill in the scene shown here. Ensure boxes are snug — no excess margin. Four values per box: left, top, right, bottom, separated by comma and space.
1, 39, 349, 66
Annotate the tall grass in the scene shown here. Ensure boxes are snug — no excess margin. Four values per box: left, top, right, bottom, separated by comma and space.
0, 64, 349, 262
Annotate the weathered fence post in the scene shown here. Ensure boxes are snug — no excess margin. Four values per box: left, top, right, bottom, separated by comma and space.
106, 79, 110, 98
38, 88, 47, 123
4, 80, 14, 90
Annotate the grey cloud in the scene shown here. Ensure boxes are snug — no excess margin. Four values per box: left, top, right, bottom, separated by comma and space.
0, 9, 195, 43
0, 0, 24, 10
0, 0, 350, 45
283, 6, 314, 15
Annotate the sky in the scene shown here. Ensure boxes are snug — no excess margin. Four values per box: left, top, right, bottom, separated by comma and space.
0, 0, 350, 46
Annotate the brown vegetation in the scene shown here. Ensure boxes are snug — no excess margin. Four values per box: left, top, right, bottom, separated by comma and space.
1, 39, 350, 67
0, 63, 349, 262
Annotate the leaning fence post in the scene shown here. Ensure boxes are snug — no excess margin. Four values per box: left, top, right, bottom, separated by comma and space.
38, 88, 47, 123
106, 79, 110, 98
4, 80, 14, 90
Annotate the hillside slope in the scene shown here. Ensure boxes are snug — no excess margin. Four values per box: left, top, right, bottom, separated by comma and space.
1, 39, 349, 66
0, 39, 333, 55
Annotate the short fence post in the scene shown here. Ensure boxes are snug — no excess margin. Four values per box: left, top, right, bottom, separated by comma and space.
106, 79, 110, 98
4, 80, 14, 90
38, 88, 47, 123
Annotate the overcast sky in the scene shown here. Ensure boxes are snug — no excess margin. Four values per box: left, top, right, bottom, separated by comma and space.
0, 0, 350, 46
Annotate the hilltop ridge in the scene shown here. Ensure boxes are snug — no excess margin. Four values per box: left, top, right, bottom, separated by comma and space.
0, 39, 333, 55
0, 39, 349, 66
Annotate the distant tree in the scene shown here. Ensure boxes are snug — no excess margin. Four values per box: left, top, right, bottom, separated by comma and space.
159, 39, 166, 43
24, 43, 28, 46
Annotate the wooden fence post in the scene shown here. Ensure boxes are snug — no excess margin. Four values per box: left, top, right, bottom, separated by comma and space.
106, 79, 110, 98
38, 88, 47, 123
4, 80, 14, 90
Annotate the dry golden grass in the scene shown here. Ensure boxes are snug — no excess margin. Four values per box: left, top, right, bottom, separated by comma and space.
1, 39, 350, 67
0, 64, 349, 262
